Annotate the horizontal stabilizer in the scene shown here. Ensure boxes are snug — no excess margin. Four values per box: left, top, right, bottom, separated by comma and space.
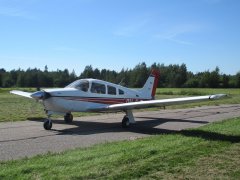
10, 90, 33, 99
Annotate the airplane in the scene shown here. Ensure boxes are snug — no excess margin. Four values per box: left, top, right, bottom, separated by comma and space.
10, 70, 226, 130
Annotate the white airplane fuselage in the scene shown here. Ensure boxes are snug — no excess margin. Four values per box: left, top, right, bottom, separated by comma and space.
42, 79, 151, 114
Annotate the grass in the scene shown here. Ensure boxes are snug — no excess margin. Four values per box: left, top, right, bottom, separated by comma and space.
0, 117, 240, 179
0, 87, 239, 122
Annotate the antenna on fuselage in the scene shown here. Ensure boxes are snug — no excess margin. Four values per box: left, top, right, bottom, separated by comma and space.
118, 78, 125, 86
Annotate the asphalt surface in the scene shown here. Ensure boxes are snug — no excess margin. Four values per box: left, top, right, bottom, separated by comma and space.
0, 104, 240, 161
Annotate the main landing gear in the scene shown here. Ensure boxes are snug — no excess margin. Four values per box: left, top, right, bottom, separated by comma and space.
64, 113, 73, 123
122, 115, 130, 128
122, 110, 135, 128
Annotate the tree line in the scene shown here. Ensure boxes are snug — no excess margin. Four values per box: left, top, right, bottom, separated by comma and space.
0, 63, 239, 88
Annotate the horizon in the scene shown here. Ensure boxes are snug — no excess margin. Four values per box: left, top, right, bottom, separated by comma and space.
0, 62, 237, 76
1, 0, 240, 75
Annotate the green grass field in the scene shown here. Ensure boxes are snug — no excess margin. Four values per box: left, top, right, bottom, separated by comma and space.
0, 117, 239, 179
155, 88, 240, 109
0, 88, 239, 122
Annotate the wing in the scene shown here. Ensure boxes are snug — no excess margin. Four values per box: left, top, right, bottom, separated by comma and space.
10, 90, 33, 99
106, 94, 226, 111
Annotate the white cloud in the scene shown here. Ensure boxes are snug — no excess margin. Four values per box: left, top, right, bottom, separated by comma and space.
53, 46, 77, 52
155, 24, 202, 45
0, 0, 36, 19
113, 18, 149, 37
165, 38, 193, 45
0, 7, 23, 16
203, 0, 222, 4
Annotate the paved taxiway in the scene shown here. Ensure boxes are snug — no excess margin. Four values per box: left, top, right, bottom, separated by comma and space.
0, 104, 240, 161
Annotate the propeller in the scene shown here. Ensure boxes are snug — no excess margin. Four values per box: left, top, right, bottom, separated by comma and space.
31, 90, 51, 100
29, 89, 51, 117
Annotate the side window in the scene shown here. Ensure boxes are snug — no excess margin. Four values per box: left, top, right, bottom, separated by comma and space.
119, 89, 124, 95
76, 81, 89, 92
107, 85, 116, 95
91, 82, 106, 94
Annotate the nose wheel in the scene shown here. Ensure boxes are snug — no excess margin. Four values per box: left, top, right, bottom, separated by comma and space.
43, 119, 52, 130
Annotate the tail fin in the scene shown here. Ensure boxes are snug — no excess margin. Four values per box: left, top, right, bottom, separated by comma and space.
137, 69, 160, 99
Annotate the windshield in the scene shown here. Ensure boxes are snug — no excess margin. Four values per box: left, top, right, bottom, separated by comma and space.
65, 80, 89, 92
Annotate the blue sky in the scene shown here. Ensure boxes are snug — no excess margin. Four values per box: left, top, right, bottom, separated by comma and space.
0, 0, 239, 75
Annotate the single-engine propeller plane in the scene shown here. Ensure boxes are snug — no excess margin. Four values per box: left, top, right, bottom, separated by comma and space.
10, 70, 226, 130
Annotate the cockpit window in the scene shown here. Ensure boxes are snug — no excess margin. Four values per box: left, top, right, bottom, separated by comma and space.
107, 85, 116, 95
119, 89, 124, 95
91, 82, 106, 94
76, 81, 89, 92
65, 80, 89, 92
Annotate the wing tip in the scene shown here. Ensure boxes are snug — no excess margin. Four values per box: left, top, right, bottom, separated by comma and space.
209, 94, 227, 99
10, 90, 18, 94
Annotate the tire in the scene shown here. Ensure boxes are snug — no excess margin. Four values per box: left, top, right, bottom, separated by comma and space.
43, 119, 52, 130
122, 116, 130, 128
64, 113, 73, 123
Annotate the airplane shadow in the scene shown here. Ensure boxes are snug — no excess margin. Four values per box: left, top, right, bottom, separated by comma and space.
180, 129, 240, 143
28, 116, 240, 143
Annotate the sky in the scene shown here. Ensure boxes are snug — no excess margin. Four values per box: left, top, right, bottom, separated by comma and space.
0, 0, 240, 75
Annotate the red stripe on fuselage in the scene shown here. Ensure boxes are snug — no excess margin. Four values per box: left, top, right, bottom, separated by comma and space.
60, 96, 148, 105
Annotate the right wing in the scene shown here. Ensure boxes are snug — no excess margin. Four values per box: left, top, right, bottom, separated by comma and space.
10, 90, 33, 99
106, 94, 226, 111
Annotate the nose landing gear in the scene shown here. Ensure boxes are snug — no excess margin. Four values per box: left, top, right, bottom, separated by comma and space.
43, 118, 52, 130
42, 111, 74, 130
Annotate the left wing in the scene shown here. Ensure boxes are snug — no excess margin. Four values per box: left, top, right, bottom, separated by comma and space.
106, 94, 226, 111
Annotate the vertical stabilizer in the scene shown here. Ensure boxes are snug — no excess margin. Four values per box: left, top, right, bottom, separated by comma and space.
137, 69, 160, 99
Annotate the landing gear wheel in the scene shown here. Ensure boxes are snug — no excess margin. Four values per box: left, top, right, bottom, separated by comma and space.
43, 119, 52, 130
64, 113, 73, 123
122, 116, 130, 128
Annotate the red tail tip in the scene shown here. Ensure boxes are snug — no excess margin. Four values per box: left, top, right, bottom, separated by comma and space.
151, 69, 160, 98
151, 69, 160, 78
